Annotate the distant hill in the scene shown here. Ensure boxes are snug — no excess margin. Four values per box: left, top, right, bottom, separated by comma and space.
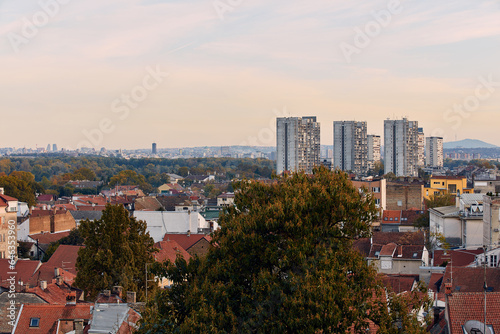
444, 139, 498, 149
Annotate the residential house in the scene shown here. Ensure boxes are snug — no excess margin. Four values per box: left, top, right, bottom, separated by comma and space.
355, 231, 428, 275
12, 304, 92, 333
386, 180, 424, 211
424, 176, 473, 200
473, 175, 500, 194
158, 183, 184, 194
0, 188, 18, 260
17, 209, 76, 242
163, 233, 212, 258
134, 196, 163, 211
217, 193, 235, 207
133, 211, 211, 242
381, 210, 402, 232
351, 178, 386, 211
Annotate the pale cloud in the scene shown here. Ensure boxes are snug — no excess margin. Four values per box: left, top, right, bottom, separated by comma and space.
0, 0, 500, 148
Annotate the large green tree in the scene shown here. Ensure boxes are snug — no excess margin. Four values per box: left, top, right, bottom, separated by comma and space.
139, 167, 429, 333
75, 204, 156, 301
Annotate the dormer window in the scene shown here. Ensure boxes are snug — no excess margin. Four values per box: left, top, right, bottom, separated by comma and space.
412, 252, 418, 258
30, 318, 40, 327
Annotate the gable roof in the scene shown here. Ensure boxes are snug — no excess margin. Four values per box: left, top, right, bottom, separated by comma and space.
29, 231, 71, 245
27, 282, 82, 305
433, 249, 483, 267
382, 210, 401, 223
372, 231, 425, 245
443, 267, 500, 293
0, 259, 41, 290
45, 245, 82, 276
134, 196, 163, 211
154, 240, 191, 263
447, 292, 500, 334
162, 234, 211, 251
0, 194, 18, 206
13, 304, 92, 334
381, 274, 418, 294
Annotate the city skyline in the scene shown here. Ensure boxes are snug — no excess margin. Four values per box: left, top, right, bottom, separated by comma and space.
1, 1, 500, 149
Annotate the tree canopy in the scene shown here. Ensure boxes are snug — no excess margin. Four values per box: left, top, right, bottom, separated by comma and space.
139, 167, 429, 333
75, 204, 156, 301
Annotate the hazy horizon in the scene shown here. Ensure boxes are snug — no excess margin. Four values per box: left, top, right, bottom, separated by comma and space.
2, 0, 500, 150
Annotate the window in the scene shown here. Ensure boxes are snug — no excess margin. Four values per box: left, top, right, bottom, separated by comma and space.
491, 255, 498, 267
397, 201, 403, 207
395, 218, 398, 221
30, 318, 40, 327
413, 252, 419, 258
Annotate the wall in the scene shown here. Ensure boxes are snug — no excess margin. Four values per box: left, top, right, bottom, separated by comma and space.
386, 182, 423, 210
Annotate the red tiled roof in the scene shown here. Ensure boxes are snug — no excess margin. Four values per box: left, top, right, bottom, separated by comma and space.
429, 273, 444, 292
13, 304, 92, 334
162, 234, 211, 251
27, 282, 81, 304
382, 210, 402, 223
447, 292, 500, 334
54, 203, 77, 211
381, 274, 418, 294
0, 259, 41, 290
433, 249, 483, 267
154, 240, 191, 263
380, 243, 397, 256
29, 231, 71, 245
28, 265, 76, 288
0, 194, 18, 206
37, 194, 55, 202
45, 245, 82, 276
372, 231, 425, 245
443, 267, 500, 293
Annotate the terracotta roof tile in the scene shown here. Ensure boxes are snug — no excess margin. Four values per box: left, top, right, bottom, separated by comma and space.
382, 210, 402, 223
13, 304, 91, 334
29, 231, 71, 245
433, 249, 483, 267
162, 234, 211, 251
154, 240, 191, 263
443, 267, 500, 293
0, 259, 41, 290
381, 274, 418, 294
45, 245, 82, 276
380, 243, 397, 256
447, 292, 500, 334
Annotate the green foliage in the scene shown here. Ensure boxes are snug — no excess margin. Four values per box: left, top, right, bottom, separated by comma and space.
0, 172, 43, 206
75, 204, 156, 301
139, 167, 428, 333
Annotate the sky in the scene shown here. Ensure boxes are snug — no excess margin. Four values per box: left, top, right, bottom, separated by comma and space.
1, 0, 500, 150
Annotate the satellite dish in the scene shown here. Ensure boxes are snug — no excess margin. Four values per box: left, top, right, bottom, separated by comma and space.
464, 320, 492, 334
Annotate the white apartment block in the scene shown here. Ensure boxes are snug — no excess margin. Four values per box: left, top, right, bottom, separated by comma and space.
333, 121, 368, 175
277, 117, 320, 174
426, 136, 444, 168
384, 118, 419, 177
417, 128, 425, 167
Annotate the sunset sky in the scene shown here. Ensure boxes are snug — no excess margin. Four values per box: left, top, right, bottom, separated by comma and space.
1, 0, 500, 149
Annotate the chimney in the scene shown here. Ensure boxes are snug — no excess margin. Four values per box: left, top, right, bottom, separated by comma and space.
66, 292, 77, 305
74, 319, 84, 334
54, 267, 60, 278
40, 281, 47, 290
127, 291, 136, 303
112, 286, 123, 299
0, 187, 4, 195
103, 289, 111, 297
444, 283, 452, 295
56, 277, 63, 285
24, 283, 30, 292
187, 230, 191, 237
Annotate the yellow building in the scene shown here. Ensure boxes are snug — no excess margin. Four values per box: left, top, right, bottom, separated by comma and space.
424, 176, 473, 199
